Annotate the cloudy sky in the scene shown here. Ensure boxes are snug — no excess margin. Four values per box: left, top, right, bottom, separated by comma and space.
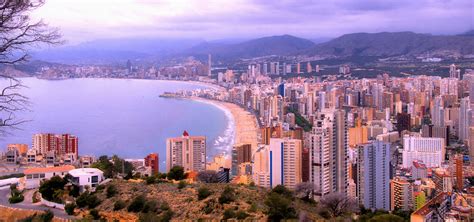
32, 0, 473, 43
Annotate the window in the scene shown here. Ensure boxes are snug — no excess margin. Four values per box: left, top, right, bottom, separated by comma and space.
26, 175, 33, 179
91, 175, 98, 183
40, 174, 45, 178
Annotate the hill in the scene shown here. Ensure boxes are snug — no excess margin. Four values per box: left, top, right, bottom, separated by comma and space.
304, 32, 474, 58
186, 34, 316, 60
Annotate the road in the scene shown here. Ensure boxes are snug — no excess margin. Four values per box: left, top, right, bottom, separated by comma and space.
0, 188, 76, 220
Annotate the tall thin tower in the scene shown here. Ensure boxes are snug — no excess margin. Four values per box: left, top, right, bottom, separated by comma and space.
208, 54, 212, 77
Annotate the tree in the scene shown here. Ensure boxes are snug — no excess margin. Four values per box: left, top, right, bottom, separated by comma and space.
271, 185, 293, 199
197, 170, 219, 183
319, 192, 358, 218
264, 192, 297, 220
38, 176, 67, 203
0, 0, 61, 135
177, 180, 187, 189
167, 166, 185, 180
295, 182, 315, 201
64, 203, 76, 215
8, 184, 23, 203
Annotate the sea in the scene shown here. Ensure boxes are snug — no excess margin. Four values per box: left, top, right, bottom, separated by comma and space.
0, 78, 234, 171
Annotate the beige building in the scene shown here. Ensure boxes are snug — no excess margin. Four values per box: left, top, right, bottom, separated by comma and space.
166, 131, 206, 172
348, 118, 368, 147
253, 145, 270, 187
390, 177, 413, 211
269, 137, 302, 189
7, 144, 28, 156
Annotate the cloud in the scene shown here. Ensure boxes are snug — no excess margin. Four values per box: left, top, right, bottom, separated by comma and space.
31, 0, 473, 43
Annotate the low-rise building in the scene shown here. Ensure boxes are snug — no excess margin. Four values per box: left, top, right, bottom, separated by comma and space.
24, 165, 75, 189
68, 168, 104, 192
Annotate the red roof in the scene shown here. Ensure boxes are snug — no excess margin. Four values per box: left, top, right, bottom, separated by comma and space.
183, 130, 189, 137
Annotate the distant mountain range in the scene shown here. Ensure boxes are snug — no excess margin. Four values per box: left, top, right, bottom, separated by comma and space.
304, 31, 474, 58
31, 31, 474, 64
185, 35, 315, 60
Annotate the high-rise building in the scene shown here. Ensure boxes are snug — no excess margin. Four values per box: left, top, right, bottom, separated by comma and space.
458, 96, 471, 141
32, 133, 78, 158
253, 145, 270, 187
166, 130, 206, 172
390, 177, 413, 211
145, 153, 159, 175
402, 135, 445, 168
296, 62, 301, 74
356, 141, 390, 211
310, 110, 348, 199
269, 138, 302, 189
208, 54, 212, 76
231, 144, 252, 176
306, 62, 312, 73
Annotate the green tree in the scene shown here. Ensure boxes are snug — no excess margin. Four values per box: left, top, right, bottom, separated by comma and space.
167, 166, 185, 180
264, 192, 296, 220
38, 176, 67, 203
65, 203, 76, 215
271, 185, 293, 199
177, 180, 187, 189
8, 184, 24, 204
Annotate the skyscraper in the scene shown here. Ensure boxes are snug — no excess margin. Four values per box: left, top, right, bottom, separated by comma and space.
32, 133, 78, 158
269, 138, 302, 189
231, 143, 252, 176
310, 110, 348, 199
208, 54, 212, 76
166, 131, 206, 172
356, 141, 390, 211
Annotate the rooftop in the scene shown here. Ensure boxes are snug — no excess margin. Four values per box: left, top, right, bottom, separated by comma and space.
69, 168, 103, 177
24, 165, 75, 174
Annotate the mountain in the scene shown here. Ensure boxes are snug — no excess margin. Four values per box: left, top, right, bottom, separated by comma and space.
185, 35, 316, 60
32, 38, 203, 64
304, 32, 474, 58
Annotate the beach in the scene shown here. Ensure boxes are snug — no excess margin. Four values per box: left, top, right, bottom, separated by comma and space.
192, 97, 259, 154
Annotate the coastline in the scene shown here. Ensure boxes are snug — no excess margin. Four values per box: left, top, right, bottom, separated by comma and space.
190, 97, 259, 155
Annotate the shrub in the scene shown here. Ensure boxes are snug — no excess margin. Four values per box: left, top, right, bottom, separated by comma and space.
197, 187, 212, 200
236, 210, 250, 220
65, 203, 76, 215
139, 212, 160, 222
86, 194, 102, 208
142, 200, 159, 213
223, 208, 236, 220
177, 180, 187, 189
160, 209, 174, 222
89, 209, 100, 220
146, 176, 155, 185
218, 186, 235, 204
167, 166, 185, 180
160, 201, 170, 211
114, 200, 127, 211
40, 210, 54, 222
76, 192, 89, 208
106, 184, 118, 198
128, 195, 146, 212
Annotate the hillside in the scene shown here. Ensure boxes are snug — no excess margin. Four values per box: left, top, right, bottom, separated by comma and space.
80, 180, 323, 221
304, 32, 474, 58
186, 35, 316, 60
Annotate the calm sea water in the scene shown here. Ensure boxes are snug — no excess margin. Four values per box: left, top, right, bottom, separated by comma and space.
0, 78, 232, 171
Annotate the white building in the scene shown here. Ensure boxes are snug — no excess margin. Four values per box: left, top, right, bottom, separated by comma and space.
269, 138, 302, 189
402, 135, 445, 168
24, 165, 75, 189
69, 168, 105, 192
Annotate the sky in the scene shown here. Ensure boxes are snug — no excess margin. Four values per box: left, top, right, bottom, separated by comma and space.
31, 0, 473, 44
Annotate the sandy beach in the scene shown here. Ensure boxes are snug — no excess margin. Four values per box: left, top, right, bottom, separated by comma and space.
192, 97, 259, 153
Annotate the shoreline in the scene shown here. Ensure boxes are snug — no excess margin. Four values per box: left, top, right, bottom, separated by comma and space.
190, 97, 259, 156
